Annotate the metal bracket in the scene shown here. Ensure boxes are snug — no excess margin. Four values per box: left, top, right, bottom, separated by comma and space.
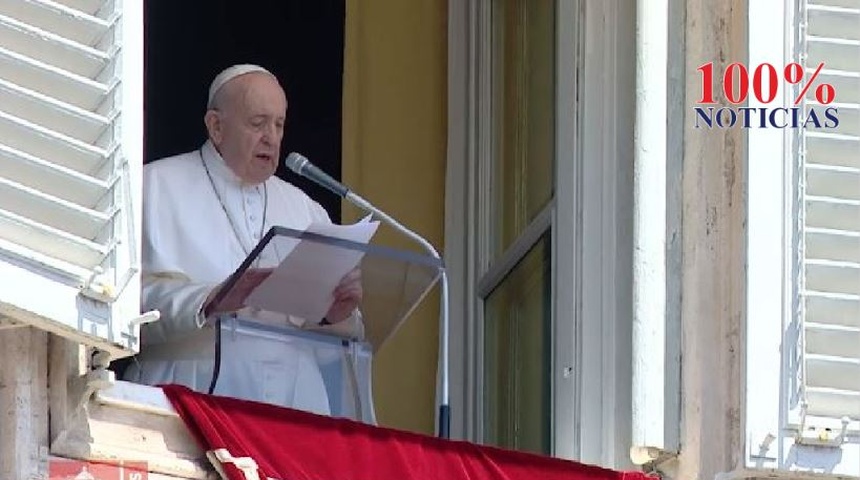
795, 403, 850, 447
749, 432, 778, 464
120, 310, 160, 351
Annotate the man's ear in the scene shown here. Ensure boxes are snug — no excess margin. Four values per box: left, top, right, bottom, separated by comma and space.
204, 110, 222, 144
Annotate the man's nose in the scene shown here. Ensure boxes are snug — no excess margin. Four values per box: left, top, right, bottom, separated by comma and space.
261, 124, 277, 144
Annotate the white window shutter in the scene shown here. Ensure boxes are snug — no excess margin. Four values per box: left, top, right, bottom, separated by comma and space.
0, 0, 148, 357
797, 0, 860, 425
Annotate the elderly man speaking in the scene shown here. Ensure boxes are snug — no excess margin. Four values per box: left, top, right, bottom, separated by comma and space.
126, 64, 362, 415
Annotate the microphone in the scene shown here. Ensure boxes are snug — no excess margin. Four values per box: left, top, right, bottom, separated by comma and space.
285, 152, 452, 439
284, 152, 350, 198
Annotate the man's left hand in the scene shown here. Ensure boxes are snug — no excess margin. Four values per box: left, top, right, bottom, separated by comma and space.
325, 268, 363, 323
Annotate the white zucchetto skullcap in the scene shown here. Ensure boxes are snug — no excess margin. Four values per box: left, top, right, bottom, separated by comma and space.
207, 64, 274, 108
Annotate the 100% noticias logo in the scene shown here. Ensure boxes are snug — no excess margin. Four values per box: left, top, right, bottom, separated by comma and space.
694, 62, 838, 129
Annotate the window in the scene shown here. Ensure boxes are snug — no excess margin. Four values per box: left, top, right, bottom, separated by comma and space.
484, 234, 552, 453
746, 0, 859, 473
448, 0, 634, 466
0, 0, 144, 356
488, 0, 556, 259
479, 0, 556, 455
788, 0, 860, 425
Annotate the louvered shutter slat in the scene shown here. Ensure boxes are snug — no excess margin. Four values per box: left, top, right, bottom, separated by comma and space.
807, 356, 860, 393
806, 323, 860, 357
0, 0, 111, 47
805, 197, 860, 231
812, 0, 860, 8
800, 0, 860, 422
806, 133, 860, 167
51, 0, 109, 17
0, 179, 109, 241
804, 389, 860, 418
807, 38, 860, 72
806, 292, 860, 325
807, 164, 860, 200
819, 72, 860, 103
806, 260, 860, 296
0, 79, 111, 143
808, 5, 860, 40
822, 105, 860, 135
0, 47, 110, 109
0, 145, 109, 206
0, 212, 105, 273
0, 14, 108, 78
0, 111, 107, 174
806, 228, 860, 263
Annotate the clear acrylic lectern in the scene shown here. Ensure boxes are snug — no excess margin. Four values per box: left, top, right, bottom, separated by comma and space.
203, 226, 443, 423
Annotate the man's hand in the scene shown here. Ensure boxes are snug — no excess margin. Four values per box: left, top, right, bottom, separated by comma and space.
203, 268, 273, 318
325, 268, 363, 323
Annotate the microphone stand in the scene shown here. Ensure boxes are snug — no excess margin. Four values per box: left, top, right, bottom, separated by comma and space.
345, 191, 451, 439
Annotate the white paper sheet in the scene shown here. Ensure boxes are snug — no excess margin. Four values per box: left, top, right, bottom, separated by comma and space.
244, 216, 380, 322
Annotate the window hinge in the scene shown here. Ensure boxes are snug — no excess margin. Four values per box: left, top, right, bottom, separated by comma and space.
80, 266, 117, 302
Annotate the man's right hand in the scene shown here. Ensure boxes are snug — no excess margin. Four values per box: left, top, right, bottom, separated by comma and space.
203, 268, 273, 318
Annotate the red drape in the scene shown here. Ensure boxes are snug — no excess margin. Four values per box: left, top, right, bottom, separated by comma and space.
162, 384, 652, 480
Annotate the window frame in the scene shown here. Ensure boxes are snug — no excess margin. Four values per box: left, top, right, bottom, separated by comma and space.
470, 0, 562, 456
445, 0, 637, 467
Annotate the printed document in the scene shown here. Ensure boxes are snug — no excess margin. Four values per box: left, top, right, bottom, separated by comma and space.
243, 215, 380, 322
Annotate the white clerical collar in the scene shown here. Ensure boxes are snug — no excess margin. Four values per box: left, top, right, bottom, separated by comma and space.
200, 140, 246, 187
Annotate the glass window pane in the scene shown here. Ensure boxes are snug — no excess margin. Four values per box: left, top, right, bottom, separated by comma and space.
483, 234, 552, 454
491, 0, 556, 258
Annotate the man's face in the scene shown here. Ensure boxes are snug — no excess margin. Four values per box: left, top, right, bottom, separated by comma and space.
208, 73, 287, 185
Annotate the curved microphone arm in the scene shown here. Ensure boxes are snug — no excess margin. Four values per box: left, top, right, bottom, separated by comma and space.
345, 191, 451, 439
284, 152, 451, 438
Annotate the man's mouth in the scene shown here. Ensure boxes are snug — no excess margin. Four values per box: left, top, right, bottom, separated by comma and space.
254, 153, 274, 162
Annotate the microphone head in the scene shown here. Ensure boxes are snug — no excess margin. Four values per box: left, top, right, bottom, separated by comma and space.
282, 151, 350, 198
284, 152, 309, 175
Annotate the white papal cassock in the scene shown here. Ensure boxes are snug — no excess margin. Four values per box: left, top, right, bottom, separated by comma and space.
125, 140, 357, 415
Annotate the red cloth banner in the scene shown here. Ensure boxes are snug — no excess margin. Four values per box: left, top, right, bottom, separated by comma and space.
162, 384, 651, 480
